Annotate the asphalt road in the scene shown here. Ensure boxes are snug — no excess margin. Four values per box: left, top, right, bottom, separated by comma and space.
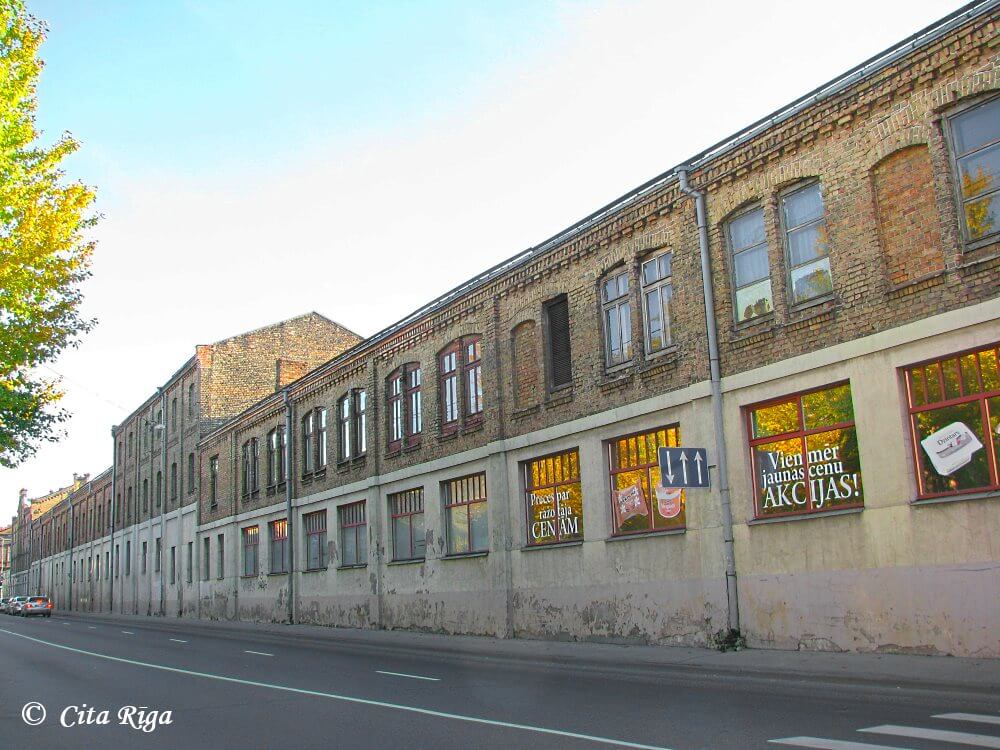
0, 612, 997, 750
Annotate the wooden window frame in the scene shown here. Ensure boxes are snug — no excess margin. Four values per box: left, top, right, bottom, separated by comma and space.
439, 336, 484, 437
442, 473, 488, 555
746, 381, 863, 520
389, 488, 425, 561
600, 270, 633, 369
209, 455, 219, 507
268, 519, 288, 574
338, 500, 367, 568
302, 411, 315, 475
640, 251, 673, 355
303, 510, 327, 570
944, 94, 1000, 250
523, 448, 582, 547
780, 180, 834, 309
726, 203, 774, 325
387, 364, 423, 453
903, 343, 1000, 500
241, 525, 258, 578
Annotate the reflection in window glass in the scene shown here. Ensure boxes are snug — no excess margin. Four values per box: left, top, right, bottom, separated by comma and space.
728, 207, 773, 323
783, 183, 832, 304
608, 427, 685, 535
950, 97, 1000, 242
524, 450, 583, 546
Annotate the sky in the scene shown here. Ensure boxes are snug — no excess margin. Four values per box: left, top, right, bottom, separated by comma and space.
1, 0, 961, 519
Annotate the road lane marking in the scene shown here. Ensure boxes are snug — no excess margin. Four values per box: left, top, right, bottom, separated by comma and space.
88, 626, 97, 629
860, 725, 1000, 748
376, 670, 440, 682
935, 714, 1000, 726
770, 738, 914, 749
0, 628, 672, 750
121, 631, 134, 635
169, 639, 188, 643
244, 650, 273, 657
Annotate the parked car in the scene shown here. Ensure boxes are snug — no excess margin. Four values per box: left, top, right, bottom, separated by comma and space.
20, 596, 53, 618
8, 596, 28, 614
0, 598, 8, 613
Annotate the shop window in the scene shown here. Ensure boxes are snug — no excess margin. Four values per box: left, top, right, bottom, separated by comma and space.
748, 382, 863, 519
442, 473, 488, 555
727, 205, 773, 323
607, 427, 686, 535
947, 96, 1000, 246
524, 449, 583, 546
389, 488, 425, 561
338, 501, 367, 567
782, 181, 832, 305
905, 343, 1000, 499
268, 519, 288, 574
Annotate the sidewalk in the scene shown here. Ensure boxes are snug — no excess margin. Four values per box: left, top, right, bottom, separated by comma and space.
56, 610, 1000, 696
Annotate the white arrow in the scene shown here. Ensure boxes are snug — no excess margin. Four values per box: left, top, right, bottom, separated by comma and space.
694, 452, 704, 484
664, 450, 674, 484
679, 452, 689, 485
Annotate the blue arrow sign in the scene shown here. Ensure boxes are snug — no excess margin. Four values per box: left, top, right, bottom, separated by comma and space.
657, 447, 710, 489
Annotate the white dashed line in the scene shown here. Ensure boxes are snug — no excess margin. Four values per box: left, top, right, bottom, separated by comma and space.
169, 639, 188, 643
88, 626, 97, 629
376, 670, 440, 682
860, 724, 1000, 748
244, 650, 273, 657
121, 630, 134, 635
935, 714, 1000, 726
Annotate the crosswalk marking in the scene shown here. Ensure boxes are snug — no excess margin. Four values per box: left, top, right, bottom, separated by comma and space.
934, 714, 1000, 727
770, 737, 915, 749
860, 725, 1000, 748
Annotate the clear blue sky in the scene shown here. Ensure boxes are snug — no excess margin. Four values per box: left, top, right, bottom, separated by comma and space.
3, 0, 959, 515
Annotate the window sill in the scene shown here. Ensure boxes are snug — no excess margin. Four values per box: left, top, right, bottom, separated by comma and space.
960, 236, 999, 257
644, 343, 680, 362
887, 269, 946, 295
303, 566, 328, 573
267, 571, 288, 577
911, 490, 1000, 507
605, 528, 685, 542
441, 551, 488, 561
239, 574, 257, 579
787, 294, 836, 317
603, 361, 634, 377
747, 506, 863, 526
388, 558, 426, 566
545, 388, 574, 408
521, 541, 582, 552
337, 564, 367, 571
438, 430, 460, 443
734, 312, 776, 333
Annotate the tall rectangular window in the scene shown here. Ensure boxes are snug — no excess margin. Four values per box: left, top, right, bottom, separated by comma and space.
608, 426, 686, 535
641, 253, 673, 353
141, 541, 147, 574
783, 182, 832, 305
302, 411, 315, 474
948, 96, 1000, 244
202, 536, 210, 581
465, 342, 482, 418
169, 546, 176, 584
408, 367, 422, 438
170, 462, 178, 501
242, 526, 258, 577
905, 343, 999, 499
441, 349, 459, 428
209, 455, 219, 506
187, 453, 195, 494
443, 473, 488, 555
524, 449, 583, 546
186, 541, 193, 583
154, 538, 161, 572
602, 271, 632, 367
728, 206, 773, 323
338, 395, 351, 462
389, 372, 404, 446
188, 382, 195, 418
317, 408, 327, 469
125, 540, 131, 576
171, 397, 177, 432
440, 338, 483, 434
748, 382, 863, 519
356, 390, 367, 455
387, 365, 424, 453
389, 489, 425, 561
268, 428, 279, 486
268, 519, 288, 574
545, 295, 573, 388
304, 510, 327, 570
216, 533, 224, 579
338, 501, 367, 567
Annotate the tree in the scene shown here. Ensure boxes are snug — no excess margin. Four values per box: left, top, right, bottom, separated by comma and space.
0, 0, 96, 468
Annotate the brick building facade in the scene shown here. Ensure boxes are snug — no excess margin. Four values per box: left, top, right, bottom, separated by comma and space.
15, 2, 1000, 656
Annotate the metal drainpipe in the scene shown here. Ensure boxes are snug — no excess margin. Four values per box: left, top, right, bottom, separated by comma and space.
110, 427, 118, 612
676, 166, 741, 635
160, 388, 167, 617
283, 389, 295, 624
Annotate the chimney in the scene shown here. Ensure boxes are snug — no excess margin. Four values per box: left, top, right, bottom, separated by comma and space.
275, 358, 308, 391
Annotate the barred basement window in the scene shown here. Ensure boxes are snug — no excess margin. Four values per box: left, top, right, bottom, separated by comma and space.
268, 519, 288, 574
904, 343, 1000, 499
608, 426, 685, 535
241, 526, 258, 577
524, 449, 583, 546
303, 510, 327, 570
946, 95, 1000, 246
389, 488, 425, 561
338, 501, 367, 567
601, 270, 632, 368
443, 473, 488, 555
545, 295, 573, 389
748, 382, 863, 519
782, 182, 832, 305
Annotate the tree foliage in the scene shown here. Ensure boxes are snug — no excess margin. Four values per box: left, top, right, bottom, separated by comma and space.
0, 0, 96, 468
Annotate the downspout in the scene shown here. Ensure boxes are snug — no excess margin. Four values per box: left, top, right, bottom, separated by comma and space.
676, 166, 741, 635
283, 389, 295, 624
110, 426, 118, 612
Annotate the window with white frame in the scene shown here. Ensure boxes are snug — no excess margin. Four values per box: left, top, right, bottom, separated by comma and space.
601, 270, 632, 367
947, 96, 1000, 246
782, 182, 832, 305
641, 252, 673, 353
728, 205, 773, 322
